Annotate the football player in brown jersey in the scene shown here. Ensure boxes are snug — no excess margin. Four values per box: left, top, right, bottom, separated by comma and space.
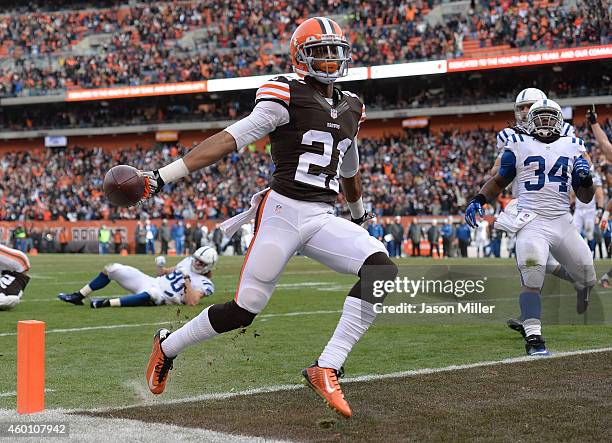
138, 17, 397, 418
0, 244, 30, 311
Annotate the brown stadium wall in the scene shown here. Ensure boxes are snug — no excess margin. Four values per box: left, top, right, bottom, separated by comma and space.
0, 215, 477, 255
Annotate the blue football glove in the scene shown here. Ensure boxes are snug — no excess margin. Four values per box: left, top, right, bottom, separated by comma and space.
465, 195, 486, 228
572, 157, 591, 186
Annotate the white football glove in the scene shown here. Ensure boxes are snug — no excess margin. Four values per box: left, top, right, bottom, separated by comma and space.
137, 170, 165, 204
155, 256, 166, 267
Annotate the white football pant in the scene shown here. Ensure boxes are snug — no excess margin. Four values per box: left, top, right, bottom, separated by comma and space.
235, 190, 387, 314
516, 213, 595, 290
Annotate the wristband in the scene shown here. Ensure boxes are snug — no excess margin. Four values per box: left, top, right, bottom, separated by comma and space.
158, 158, 189, 184
580, 176, 593, 188
473, 194, 487, 205
347, 197, 365, 219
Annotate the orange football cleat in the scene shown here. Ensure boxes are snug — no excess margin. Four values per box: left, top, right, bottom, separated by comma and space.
302, 363, 352, 418
146, 329, 174, 395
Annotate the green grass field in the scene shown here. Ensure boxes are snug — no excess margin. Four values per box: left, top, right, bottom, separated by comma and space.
0, 254, 611, 412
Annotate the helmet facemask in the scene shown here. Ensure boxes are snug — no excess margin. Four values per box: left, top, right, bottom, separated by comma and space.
527, 107, 563, 139
191, 257, 208, 275
190, 246, 217, 275
514, 102, 535, 130
295, 36, 351, 84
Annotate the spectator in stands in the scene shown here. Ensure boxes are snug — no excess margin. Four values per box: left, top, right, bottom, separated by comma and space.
408, 221, 423, 257
184, 223, 193, 255
134, 221, 146, 254
14, 226, 26, 252
456, 222, 471, 258
212, 224, 223, 254
159, 219, 171, 255
59, 228, 68, 253
98, 225, 110, 255
144, 219, 157, 255
367, 217, 385, 244
0, 0, 608, 98
172, 220, 185, 256
386, 216, 404, 258
427, 221, 440, 258
113, 228, 123, 254
440, 218, 455, 258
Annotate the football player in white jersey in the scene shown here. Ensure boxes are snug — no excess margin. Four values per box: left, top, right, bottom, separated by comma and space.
466, 99, 596, 356
58, 246, 217, 308
571, 167, 604, 252
491, 88, 580, 335
0, 244, 31, 311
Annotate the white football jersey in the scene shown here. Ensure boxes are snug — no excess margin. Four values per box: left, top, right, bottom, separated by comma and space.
561, 121, 575, 138
504, 134, 586, 218
496, 127, 519, 150
156, 257, 215, 304
575, 170, 602, 212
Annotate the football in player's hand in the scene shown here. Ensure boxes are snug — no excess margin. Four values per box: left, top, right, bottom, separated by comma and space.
103, 165, 145, 207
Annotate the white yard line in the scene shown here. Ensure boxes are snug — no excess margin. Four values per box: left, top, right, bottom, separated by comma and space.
0, 389, 55, 398
0, 310, 342, 337
91, 345, 612, 413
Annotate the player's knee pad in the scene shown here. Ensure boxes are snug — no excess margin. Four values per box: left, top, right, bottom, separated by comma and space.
103, 263, 120, 276
248, 242, 287, 284
208, 300, 257, 333
518, 263, 545, 290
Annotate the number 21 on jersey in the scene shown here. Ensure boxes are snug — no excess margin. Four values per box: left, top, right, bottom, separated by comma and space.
294, 130, 352, 192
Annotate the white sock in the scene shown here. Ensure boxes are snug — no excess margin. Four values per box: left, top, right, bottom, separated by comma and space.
109, 298, 121, 307
318, 297, 377, 371
79, 284, 93, 297
523, 318, 542, 337
161, 306, 219, 358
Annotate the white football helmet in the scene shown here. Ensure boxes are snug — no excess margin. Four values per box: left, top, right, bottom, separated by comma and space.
191, 246, 218, 275
514, 88, 547, 129
527, 99, 563, 139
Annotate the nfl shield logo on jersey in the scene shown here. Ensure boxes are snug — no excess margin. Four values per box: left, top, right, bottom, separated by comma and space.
330, 108, 338, 119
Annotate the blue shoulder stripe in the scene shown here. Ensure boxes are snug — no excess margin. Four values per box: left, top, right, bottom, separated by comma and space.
511, 134, 517, 143
572, 137, 576, 144
518, 133, 524, 142
563, 124, 570, 136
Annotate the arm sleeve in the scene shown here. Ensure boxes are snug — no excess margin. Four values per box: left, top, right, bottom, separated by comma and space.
225, 101, 290, 150
499, 149, 517, 181
339, 138, 360, 178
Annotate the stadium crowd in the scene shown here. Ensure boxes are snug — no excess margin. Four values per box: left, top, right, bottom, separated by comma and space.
1, 62, 609, 131
0, 0, 608, 97
0, 119, 609, 224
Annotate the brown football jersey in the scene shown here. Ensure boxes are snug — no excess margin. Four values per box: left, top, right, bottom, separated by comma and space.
0, 270, 29, 297
255, 76, 365, 203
